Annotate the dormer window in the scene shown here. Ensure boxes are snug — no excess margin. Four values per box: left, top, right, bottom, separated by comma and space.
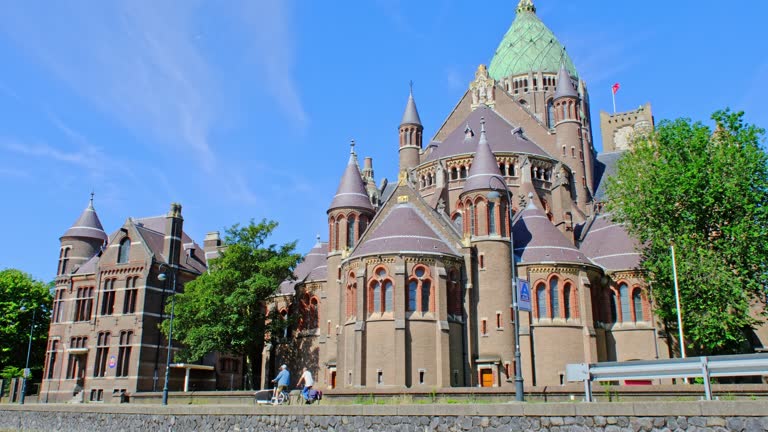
118, 238, 131, 264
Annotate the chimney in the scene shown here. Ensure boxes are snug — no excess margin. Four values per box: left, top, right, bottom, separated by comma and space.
204, 231, 222, 259
163, 203, 184, 267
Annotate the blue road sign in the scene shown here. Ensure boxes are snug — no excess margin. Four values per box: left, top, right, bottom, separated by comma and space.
517, 279, 532, 312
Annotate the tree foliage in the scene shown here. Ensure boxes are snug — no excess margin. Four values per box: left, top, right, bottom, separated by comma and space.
0, 269, 52, 377
163, 219, 301, 387
606, 109, 768, 355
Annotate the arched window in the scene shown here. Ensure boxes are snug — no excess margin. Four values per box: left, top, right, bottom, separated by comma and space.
450, 167, 458, 180
609, 290, 618, 323
346, 272, 357, 319
369, 267, 393, 314
546, 99, 555, 128
619, 283, 630, 322
469, 202, 476, 236
447, 270, 461, 316
549, 277, 560, 318
347, 215, 356, 249
488, 202, 496, 234
563, 283, 572, 320
58, 247, 70, 275
359, 215, 368, 238
407, 280, 417, 311
459, 166, 467, 179
536, 283, 546, 319
300, 295, 319, 330
406, 265, 433, 313
452, 212, 463, 233
334, 218, 340, 251
118, 238, 130, 264
632, 288, 644, 322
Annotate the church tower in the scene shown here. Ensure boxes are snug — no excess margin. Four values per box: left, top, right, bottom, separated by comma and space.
399, 86, 423, 173
57, 193, 108, 276
458, 119, 516, 386
553, 65, 589, 210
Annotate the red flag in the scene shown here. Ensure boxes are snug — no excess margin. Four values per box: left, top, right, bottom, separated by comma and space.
612, 82, 620, 94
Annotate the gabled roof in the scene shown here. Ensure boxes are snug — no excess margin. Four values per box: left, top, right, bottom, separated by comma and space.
513, 199, 591, 265
61, 197, 108, 242
462, 119, 503, 194
425, 105, 551, 162
279, 239, 328, 295
329, 149, 375, 213
579, 213, 641, 271
350, 202, 461, 258
132, 216, 207, 274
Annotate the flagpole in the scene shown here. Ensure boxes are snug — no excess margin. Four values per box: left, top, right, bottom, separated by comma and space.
612, 87, 616, 113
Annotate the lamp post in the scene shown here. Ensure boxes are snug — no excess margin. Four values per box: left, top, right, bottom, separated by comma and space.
19, 305, 36, 405
487, 175, 524, 402
157, 263, 178, 406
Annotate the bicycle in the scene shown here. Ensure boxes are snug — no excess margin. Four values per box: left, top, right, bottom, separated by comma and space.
272, 388, 291, 405
254, 388, 291, 405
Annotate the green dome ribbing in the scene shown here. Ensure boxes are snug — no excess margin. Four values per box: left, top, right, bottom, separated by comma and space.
488, 0, 577, 80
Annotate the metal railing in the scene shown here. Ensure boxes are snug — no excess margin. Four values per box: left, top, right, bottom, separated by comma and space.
566, 353, 768, 401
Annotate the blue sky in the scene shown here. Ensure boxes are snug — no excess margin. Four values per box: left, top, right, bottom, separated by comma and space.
1, 0, 766, 282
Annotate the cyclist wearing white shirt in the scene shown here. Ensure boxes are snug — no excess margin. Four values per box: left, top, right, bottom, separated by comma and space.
297, 367, 314, 403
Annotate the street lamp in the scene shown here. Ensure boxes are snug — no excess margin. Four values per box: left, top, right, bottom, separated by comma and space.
487, 175, 524, 402
157, 263, 178, 406
19, 305, 36, 405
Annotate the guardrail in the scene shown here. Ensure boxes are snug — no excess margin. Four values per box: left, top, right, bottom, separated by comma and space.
566, 353, 768, 401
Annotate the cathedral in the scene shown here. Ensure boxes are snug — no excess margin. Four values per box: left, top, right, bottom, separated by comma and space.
270, 0, 664, 390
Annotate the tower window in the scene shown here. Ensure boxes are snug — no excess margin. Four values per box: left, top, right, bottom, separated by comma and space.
118, 238, 131, 264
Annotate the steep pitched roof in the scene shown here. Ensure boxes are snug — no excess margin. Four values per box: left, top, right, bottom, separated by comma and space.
462, 119, 503, 194
579, 213, 641, 271
328, 148, 375, 213
401, 88, 422, 126
132, 216, 207, 274
593, 151, 623, 201
279, 238, 328, 295
351, 202, 461, 258
513, 199, 591, 264
554, 64, 578, 100
61, 196, 108, 242
425, 105, 551, 162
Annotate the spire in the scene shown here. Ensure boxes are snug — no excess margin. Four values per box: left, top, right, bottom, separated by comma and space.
400, 83, 422, 126
329, 142, 375, 213
462, 117, 503, 194
61, 194, 108, 242
516, 0, 536, 14
554, 63, 578, 100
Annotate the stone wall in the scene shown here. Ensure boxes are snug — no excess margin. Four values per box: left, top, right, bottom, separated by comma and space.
1, 401, 767, 432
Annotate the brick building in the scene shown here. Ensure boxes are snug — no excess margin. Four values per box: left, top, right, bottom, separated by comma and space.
41, 200, 242, 403
269, 0, 670, 390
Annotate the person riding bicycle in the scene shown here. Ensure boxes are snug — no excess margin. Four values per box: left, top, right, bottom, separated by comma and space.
271, 364, 290, 404
296, 367, 314, 403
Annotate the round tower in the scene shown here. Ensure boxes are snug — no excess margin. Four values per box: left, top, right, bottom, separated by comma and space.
58, 193, 108, 275
553, 64, 589, 210
458, 118, 515, 387
399, 85, 423, 173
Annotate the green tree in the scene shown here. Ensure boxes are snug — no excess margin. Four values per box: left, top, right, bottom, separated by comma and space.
0, 269, 52, 379
163, 219, 301, 388
606, 109, 768, 355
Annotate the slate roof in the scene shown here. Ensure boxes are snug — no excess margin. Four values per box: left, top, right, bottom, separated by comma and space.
425, 105, 551, 162
401, 89, 422, 126
579, 213, 641, 271
554, 64, 577, 100
329, 152, 375, 212
462, 119, 503, 193
278, 239, 328, 295
132, 216, 208, 274
513, 199, 591, 265
351, 203, 461, 258
61, 198, 108, 242
593, 151, 623, 201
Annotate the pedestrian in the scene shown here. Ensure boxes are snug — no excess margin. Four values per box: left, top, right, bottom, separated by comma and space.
296, 367, 314, 403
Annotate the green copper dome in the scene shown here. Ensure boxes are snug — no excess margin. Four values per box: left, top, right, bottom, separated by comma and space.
488, 0, 577, 80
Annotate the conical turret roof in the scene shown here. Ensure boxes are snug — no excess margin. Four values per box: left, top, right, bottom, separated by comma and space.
488, 0, 577, 80
61, 194, 108, 242
328, 143, 375, 213
553, 64, 578, 100
400, 87, 422, 126
512, 198, 590, 264
462, 118, 503, 194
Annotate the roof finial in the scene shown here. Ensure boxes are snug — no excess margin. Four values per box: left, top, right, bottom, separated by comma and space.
350, 139, 356, 154
88, 191, 95, 210
516, 0, 536, 13
409, 80, 414, 96
480, 117, 486, 134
